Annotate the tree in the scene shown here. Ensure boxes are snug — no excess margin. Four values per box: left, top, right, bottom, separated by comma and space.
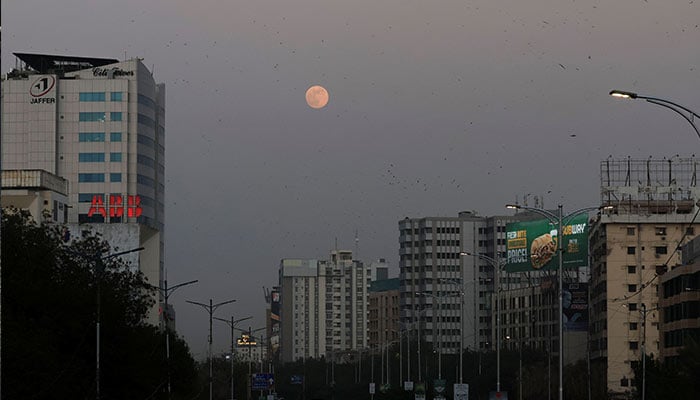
1, 209, 198, 399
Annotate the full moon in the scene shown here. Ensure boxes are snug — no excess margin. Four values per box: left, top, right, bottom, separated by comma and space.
305, 85, 329, 109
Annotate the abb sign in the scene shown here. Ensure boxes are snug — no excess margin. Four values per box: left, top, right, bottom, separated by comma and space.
88, 195, 142, 218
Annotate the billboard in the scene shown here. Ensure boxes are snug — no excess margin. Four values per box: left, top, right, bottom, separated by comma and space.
563, 282, 589, 331
505, 214, 589, 272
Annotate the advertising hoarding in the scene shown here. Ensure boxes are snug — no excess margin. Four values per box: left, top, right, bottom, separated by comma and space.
564, 282, 589, 331
505, 214, 589, 272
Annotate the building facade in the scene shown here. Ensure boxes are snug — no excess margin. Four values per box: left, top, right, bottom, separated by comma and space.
279, 250, 371, 363
2, 53, 166, 325
658, 236, 700, 363
399, 211, 538, 355
589, 158, 700, 398
368, 278, 400, 351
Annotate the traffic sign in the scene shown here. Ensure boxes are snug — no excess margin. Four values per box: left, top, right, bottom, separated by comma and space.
252, 373, 274, 391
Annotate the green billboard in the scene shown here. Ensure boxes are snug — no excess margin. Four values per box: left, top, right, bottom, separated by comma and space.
505, 214, 589, 272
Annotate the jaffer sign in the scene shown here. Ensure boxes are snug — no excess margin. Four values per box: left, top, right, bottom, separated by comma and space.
88, 194, 142, 218
505, 214, 589, 273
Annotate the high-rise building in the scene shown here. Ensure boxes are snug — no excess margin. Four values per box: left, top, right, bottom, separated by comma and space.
368, 278, 400, 351
399, 211, 537, 355
279, 250, 371, 363
657, 238, 700, 363
589, 158, 700, 399
2, 53, 166, 325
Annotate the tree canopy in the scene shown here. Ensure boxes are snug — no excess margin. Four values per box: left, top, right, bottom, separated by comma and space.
2, 209, 198, 399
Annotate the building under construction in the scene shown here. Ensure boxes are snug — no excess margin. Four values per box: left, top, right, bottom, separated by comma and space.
590, 157, 700, 399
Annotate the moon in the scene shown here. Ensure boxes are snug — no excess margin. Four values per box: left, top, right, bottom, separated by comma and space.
305, 85, 329, 109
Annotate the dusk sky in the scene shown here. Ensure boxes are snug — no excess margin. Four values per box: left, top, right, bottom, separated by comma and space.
3, 0, 699, 357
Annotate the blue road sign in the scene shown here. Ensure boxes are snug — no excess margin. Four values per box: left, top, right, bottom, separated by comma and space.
252, 373, 274, 390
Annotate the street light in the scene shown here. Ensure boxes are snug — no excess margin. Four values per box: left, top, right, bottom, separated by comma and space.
460, 251, 506, 397
215, 316, 253, 400
439, 278, 465, 384
151, 279, 198, 400
70, 246, 144, 400
416, 291, 454, 381
187, 298, 237, 400
631, 303, 658, 400
504, 204, 612, 400
609, 90, 700, 140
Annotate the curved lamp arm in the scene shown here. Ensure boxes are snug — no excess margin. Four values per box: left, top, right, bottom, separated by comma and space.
610, 90, 700, 141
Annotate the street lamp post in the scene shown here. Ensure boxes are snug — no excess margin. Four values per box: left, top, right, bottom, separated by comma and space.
609, 90, 700, 140
71, 246, 144, 400
504, 204, 612, 400
214, 315, 253, 400
187, 298, 237, 400
460, 251, 506, 396
152, 279, 198, 400
416, 291, 455, 382
638, 303, 658, 400
439, 278, 465, 384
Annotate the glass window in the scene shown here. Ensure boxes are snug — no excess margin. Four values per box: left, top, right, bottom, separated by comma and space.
655, 227, 667, 235
137, 134, 155, 148
79, 132, 105, 142
79, 193, 103, 203
78, 153, 105, 162
79, 92, 106, 102
137, 113, 155, 127
110, 152, 122, 162
628, 266, 636, 274
110, 112, 123, 121
655, 246, 668, 255
79, 112, 106, 122
627, 227, 635, 235
78, 173, 105, 183
627, 247, 636, 255
137, 94, 156, 109
110, 132, 122, 142
137, 154, 155, 168
110, 173, 122, 182
110, 92, 123, 101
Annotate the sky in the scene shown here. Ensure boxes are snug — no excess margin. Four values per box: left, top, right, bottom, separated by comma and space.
3, 0, 699, 358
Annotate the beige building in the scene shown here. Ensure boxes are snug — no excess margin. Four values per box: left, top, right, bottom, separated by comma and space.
368, 278, 400, 351
495, 280, 588, 365
1, 169, 69, 223
589, 158, 700, 398
279, 250, 371, 363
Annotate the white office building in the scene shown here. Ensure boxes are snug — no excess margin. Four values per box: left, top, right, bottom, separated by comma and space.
2, 53, 166, 325
279, 250, 371, 362
399, 211, 539, 354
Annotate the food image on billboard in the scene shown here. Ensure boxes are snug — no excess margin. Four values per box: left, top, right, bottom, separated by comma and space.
505, 214, 589, 272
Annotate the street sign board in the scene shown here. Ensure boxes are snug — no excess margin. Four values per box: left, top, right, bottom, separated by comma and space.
291, 375, 304, 385
489, 390, 508, 400
369, 383, 375, 395
434, 379, 446, 395
454, 383, 469, 400
252, 373, 274, 391
404, 381, 414, 391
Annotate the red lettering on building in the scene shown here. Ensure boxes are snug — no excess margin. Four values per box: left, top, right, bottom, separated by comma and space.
109, 195, 124, 217
127, 195, 142, 217
89, 194, 142, 220
88, 196, 107, 218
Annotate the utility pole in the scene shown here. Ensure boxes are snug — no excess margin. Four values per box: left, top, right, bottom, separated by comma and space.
153, 279, 198, 400
215, 315, 252, 400
187, 298, 237, 400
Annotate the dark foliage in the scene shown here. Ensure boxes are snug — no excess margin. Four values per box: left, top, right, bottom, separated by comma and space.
1, 210, 198, 399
